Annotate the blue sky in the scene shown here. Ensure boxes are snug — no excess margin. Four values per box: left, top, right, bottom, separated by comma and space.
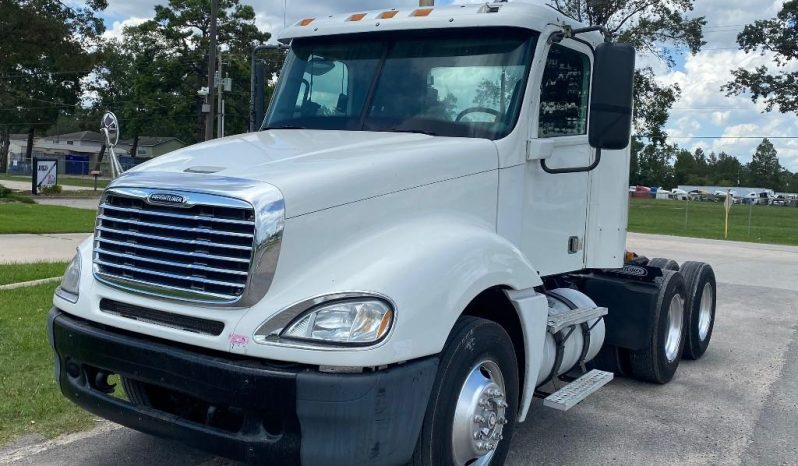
95, 0, 798, 171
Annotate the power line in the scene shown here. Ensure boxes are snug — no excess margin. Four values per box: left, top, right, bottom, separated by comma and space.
665, 136, 798, 139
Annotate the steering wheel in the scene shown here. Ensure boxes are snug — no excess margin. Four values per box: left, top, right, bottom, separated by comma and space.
455, 107, 501, 123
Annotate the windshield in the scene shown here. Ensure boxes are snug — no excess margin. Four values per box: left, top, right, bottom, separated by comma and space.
263, 29, 538, 139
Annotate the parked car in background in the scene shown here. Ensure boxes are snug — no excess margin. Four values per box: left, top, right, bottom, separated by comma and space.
670, 188, 688, 200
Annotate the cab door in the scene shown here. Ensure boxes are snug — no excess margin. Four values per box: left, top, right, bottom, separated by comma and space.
520, 40, 593, 276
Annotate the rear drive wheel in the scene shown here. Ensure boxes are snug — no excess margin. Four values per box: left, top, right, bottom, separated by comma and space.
680, 261, 717, 360
647, 257, 680, 271
629, 270, 687, 384
411, 316, 519, 466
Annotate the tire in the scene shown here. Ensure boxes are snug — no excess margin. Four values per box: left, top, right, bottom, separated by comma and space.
411, 316, 519, 466
588, 344, 631, 377
647, 257, 680, 271
680, 261, 717, 360
629, 270, 687, 384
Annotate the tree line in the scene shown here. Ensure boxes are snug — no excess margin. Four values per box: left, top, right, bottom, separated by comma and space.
0, 0, 796, 176
631, 138, 798, 192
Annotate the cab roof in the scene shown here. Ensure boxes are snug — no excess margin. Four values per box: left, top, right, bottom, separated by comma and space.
278, 2, 600, 46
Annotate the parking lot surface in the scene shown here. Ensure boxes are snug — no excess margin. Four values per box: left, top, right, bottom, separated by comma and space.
2, 233, 797, 465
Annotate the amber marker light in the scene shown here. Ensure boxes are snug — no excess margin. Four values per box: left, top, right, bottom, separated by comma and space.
298, 18, 315, 26
378, 10, 399, 19
348, 13, 367, 21
411, 8, 433, 17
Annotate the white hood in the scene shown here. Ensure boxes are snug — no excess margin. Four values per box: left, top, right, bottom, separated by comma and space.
128, 129, 498, 218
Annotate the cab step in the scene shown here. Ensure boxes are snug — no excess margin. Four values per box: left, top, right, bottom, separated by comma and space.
547, 306, 608, 333
543, 369, 613, 411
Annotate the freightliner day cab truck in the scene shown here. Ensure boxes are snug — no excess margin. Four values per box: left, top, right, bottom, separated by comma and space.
48, 2, 718, 465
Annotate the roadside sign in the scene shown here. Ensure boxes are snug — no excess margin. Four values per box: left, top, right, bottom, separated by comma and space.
32, 158, 58, 195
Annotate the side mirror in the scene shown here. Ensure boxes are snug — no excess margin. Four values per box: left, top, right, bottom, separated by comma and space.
589, 43, 635, 150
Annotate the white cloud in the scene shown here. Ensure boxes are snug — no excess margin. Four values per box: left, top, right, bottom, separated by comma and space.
102, 17, 150, 40
654, 0, 798, 172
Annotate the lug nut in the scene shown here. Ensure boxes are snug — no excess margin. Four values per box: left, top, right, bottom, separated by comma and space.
473, 415, 485, 424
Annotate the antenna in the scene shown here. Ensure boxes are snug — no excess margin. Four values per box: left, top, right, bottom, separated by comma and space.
283, 0, 287, 28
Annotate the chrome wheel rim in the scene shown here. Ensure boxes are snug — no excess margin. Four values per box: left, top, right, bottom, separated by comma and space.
698, 282, 713, 341
451, 360, 507, 466
665, 294, 685, 362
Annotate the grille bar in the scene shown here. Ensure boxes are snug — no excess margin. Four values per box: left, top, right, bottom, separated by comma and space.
97, 215, 255, 239
96, 259, 247, 289
97, 249, 249, 277
96, 237, 251, 264
101, 204, 256, 226
97, 226, 253, 251
94, 189, 257, 303
95, 272, 241, 302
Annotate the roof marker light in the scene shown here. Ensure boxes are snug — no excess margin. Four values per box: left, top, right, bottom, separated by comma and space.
378, 10, 399, 19
348, 13, 367, 21
411, 8, 433, 17
298, 18, 315, 26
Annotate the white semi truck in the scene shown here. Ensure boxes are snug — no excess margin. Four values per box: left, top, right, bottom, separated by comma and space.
49, 3, 717, 465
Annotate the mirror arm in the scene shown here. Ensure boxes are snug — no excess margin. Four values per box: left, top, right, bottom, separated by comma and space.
250, 44, 289, 132
540, 147, 602, 175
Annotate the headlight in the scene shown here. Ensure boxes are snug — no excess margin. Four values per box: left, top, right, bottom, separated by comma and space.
56, 251, 81, 303
279, 299, 394, 345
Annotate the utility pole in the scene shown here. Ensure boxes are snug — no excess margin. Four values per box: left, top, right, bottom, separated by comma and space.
217, 49, 223, 138
204, 0, 219, 141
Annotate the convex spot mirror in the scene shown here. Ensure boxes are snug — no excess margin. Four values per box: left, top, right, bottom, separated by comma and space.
100, 111, 119, 147
588, 43, 635, 151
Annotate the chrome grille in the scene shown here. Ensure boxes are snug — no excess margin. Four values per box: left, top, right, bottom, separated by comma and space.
94, 189, 257, 304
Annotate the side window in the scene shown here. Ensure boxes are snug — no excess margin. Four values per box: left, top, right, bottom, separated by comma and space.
538, 44, 591, 138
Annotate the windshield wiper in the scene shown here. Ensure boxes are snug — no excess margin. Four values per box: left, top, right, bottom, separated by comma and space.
264, 124, 306, 130
385, 128, 438, 136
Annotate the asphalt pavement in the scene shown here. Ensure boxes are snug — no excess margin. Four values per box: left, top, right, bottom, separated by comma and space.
1, 233, 797, 465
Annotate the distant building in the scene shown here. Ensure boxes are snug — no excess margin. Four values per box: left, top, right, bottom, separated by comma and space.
5, 132, 184, 176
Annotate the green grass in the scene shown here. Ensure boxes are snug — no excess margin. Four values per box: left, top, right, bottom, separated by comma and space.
628, 198, 798, 246
0, 204, 96, 234
0, 283, 94, 446
0, 185, 34, 204
0, 174, 109, 189
0, 262, 68, 286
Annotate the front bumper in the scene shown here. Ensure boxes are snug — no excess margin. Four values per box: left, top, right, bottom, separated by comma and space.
48, 309, 438, 465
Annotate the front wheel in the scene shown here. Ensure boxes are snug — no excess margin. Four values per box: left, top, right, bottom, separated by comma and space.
411, 316, 519, 466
